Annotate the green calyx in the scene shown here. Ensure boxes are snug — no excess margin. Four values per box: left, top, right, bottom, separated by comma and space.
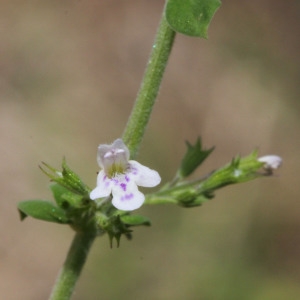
146, 139, 274, 208
18, 159, 152, 246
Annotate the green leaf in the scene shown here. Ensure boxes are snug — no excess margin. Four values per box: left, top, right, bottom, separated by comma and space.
178, 137, 214, 178
166, 0, 221, 38
18, 200, 70, 224
120, 214, 151, 227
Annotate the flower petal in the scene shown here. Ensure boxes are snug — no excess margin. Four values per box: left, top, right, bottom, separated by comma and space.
128, 160, 161, 187
258, 155, 282, 170
89, 171, 112, 200
111, 180, 145, 211
97, 139, 130, 169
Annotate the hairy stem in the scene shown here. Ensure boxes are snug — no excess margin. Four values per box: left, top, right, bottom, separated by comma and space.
49, 232, 96, 300
49, 7, 176, 300
122, 13, 176, 158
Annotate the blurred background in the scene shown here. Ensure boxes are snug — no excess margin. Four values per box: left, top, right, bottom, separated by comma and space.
1, 0, 299, 299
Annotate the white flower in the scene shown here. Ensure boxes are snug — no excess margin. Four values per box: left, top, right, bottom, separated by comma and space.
90, 139, 161, 211
258, 155, 282, 171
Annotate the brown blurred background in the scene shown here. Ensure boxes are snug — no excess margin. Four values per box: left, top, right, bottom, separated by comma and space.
1, 0, 299, 299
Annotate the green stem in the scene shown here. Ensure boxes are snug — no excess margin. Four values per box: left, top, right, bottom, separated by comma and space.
122, 12, 176, 158
49, 8, 175, 300
49, 232, 96, 300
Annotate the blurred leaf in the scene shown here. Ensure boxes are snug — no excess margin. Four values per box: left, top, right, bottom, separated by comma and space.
120, 214, 151, 226
18, 200, 70, 224
178, 137, 214, 178
166, 0, 221, 37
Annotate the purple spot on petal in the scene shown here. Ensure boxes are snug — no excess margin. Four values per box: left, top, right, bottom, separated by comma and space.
120, 193, 134, 202
126, 193, 134, 200
120, 183, 127, 191
125, 175, 130, 182
130, 167, 138, 175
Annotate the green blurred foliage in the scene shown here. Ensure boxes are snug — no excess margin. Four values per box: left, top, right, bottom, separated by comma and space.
1, 0, 299, 299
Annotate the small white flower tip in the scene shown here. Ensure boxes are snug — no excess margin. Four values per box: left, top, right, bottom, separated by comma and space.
258, 155, 282, 170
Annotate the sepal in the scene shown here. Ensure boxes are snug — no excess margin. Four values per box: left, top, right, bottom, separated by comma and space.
40, 159, 90, 196
120, 214, 151, 227
199, 151, 265, 192
96, 213, 131, 248
173, 189, 210, 208
50, 183, 89, 210
95, 212, 152, 247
